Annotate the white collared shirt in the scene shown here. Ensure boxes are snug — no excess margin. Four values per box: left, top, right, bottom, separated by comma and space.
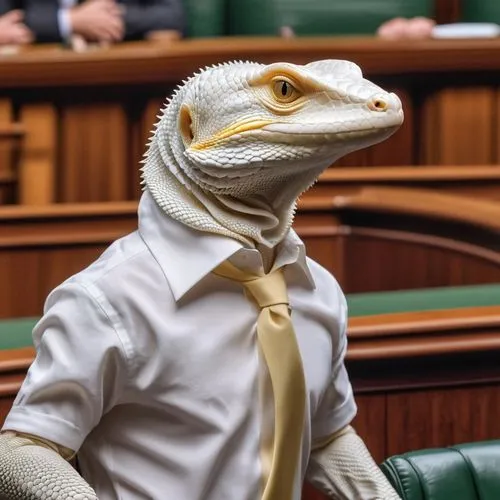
3, 191, 356, 500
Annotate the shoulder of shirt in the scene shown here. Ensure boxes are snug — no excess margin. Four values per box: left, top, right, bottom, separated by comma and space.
57, 230, 162, 293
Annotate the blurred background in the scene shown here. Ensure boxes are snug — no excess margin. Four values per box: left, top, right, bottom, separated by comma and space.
0, 1, 499, 498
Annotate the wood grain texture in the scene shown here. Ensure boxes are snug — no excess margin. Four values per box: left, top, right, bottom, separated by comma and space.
311, 165, 500, 201
420, 87, 496, 165
18, 104, 56, 205
0, 99, 14, 204
386, 385, 500, 455
60, 103, 128, 202
6, 38, 500, 89
0, 185, 498, 319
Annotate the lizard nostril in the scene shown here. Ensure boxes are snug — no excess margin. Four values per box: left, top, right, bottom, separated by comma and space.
368, 98, 389, 112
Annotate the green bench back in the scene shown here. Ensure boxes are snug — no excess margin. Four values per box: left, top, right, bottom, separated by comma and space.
184, 0, 434, 37
462, 1, 500, 23
346, 283, 500, 317
226, 0, 433, 36
0, 317, 38, 350
1, 284, 499, 351
184, 0, 227, 37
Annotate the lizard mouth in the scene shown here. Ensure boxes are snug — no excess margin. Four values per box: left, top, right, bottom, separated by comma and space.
257, 112, 403, 144
261, 111, 403, 136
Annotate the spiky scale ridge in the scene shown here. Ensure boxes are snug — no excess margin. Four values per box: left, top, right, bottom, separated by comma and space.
140, 59, 403, 247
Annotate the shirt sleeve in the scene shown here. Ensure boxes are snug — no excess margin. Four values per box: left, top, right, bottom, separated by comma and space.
310, 290, 357, 446
57, 8, 73, 40
2, 280, 130, 452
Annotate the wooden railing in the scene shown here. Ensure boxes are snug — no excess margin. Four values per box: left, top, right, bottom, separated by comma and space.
2, 37, 500, 204
0, 186, 498, 318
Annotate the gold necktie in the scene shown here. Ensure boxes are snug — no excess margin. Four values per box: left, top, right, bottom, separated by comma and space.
214, 260, 306, 500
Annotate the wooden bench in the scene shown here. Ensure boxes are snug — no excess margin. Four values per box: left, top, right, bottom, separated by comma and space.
1, 186, 499, 318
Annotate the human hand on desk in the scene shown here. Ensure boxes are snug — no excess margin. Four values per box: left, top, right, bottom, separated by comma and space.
0, 10, 33, 45
377, 17, 435, 40
69, 0, 124, 44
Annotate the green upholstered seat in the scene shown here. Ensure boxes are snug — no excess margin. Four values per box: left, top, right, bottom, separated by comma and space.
462, 1, 500, 23
227, 0, 433, 36
346, 283, 500, 317
0, 317, 37, 350
184, 0, 227, 37
381, 440, 500, 500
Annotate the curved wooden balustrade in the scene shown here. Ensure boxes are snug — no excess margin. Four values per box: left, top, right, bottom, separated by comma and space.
330, 186, 500, 233
0, 185, 498, 317
313, 165, 500, 201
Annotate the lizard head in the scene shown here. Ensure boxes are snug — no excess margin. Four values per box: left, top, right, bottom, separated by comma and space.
173, 60, 403, 196
142, 60, 404, 246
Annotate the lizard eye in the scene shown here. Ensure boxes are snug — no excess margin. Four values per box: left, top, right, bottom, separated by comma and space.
271, 79, 301, 103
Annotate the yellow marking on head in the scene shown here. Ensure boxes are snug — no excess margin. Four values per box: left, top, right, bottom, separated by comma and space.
248, 66, 328, 115
190, 119, 274, 151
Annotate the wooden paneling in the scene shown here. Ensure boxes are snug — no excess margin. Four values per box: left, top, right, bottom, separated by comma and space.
60, 102, 128, 202
386, 385, 500, 455
0, 202, 137, 318
2, 39, 500, 203
18, 104, 56, 205
297, 187, 500, 293
420, 87, 496, 165
0, 185, 498, 318
309, 166, 500, 201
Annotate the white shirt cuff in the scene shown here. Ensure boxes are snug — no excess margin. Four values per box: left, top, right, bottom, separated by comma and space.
57, 8, 73, 40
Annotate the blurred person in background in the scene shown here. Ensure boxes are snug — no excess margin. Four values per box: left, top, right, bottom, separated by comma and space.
20, 0, 185, 44
0, 0, 33, 45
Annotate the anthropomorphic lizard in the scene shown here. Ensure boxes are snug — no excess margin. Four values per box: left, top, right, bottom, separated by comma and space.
0, 59, 403, 500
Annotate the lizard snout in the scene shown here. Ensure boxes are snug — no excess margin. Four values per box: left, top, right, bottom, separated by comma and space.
367, 92, 402, 112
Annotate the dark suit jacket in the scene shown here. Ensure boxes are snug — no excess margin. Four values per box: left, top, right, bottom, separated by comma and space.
21, 0, 185, 43
0, 0, 19, 15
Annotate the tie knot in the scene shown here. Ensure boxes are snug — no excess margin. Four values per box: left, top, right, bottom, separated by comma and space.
244, 271, 289, 309
214, 260, 289, 309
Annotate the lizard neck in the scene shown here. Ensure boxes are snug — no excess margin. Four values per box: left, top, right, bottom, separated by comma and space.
141, 99, 327, 248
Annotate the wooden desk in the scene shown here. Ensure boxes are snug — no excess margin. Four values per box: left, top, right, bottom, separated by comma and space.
1, 37, 500, 204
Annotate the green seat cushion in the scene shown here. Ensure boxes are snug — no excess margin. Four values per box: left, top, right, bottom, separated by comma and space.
0, 317, 37, 350
381, 440, 500, 500
228, 0, 433, 36
347, 283, 500, 317
462, 1, 500, 23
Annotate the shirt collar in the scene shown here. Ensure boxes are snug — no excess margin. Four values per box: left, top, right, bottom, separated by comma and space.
138, 191, 315, 301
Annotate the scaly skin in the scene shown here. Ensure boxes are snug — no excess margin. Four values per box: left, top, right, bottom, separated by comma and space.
142, 59, 404, 246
